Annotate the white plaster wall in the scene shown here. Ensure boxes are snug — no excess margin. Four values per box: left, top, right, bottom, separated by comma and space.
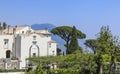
15, 35, 21, 58
48, 42, 57, 56
0, 35, 13, 58
0, 26, 57, 69
19, 35, 31, 69
19, 33, 52, 69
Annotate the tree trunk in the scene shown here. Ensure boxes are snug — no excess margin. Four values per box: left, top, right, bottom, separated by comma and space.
94, 50, 96, 54
99, 63, 103, 74
109, 55, 116, 74
109, 62, 113, 74
113, 62, 116, 74
93, 47, 96, 54
98, 56, 103, 74
66, 40, 69, 54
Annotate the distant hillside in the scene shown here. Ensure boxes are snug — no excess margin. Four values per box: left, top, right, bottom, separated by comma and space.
31, 23, 66, 53
31, 23, 56, 31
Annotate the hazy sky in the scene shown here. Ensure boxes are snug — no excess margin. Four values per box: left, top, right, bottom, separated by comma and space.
0, 0, 120, 39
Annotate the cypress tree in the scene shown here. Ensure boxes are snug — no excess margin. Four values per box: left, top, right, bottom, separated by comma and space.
0, 22, 2, 30
3, 22, 7, 29
69, 26, 79, 54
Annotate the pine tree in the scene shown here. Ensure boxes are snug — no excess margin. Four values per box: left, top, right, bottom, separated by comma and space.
69, 26, 79, 54
51, 26, 86, 54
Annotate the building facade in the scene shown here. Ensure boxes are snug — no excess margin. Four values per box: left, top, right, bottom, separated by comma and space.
0, 26, 57, 69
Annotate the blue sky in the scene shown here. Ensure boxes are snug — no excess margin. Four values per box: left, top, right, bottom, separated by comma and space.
0, 0, 120, 39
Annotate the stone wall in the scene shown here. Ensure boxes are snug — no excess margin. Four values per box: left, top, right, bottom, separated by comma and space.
0, 59, 19, 69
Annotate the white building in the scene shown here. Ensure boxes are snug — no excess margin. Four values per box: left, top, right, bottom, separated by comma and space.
0, 26, 57, 69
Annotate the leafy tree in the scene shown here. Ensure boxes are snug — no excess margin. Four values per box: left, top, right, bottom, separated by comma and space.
96, 26, 112, 74
108, 36, 120, 74
84, 39, 98, 54
51, 26, 86, 54
95, 26, 120, 74
84, 26, 120, 74
97, 26, 112, 54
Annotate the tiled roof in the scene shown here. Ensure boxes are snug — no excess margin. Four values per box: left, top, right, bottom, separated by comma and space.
34, 30, 44, 33
1, 26, 51, 35
48, 40, 56, 43
2, 26, 26, 34
34, 30, 51, 34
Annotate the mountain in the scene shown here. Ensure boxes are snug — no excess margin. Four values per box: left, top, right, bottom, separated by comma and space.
31, 23, 56, 31
31, 23, 66, 53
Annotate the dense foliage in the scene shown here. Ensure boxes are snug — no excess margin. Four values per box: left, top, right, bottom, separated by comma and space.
28, 53, 97, 74
26, 25, 120, 74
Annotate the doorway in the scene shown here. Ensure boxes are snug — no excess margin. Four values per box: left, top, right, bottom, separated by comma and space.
6, 50, 11, 58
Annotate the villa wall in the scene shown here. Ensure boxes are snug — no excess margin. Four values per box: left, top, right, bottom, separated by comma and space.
0, 26, 57, 69
0, 35, 13, 58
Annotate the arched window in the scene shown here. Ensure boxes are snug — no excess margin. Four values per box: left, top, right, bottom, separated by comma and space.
6, 50, 11, 58
33, 35, 36, 40
29, 45, 39, 57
